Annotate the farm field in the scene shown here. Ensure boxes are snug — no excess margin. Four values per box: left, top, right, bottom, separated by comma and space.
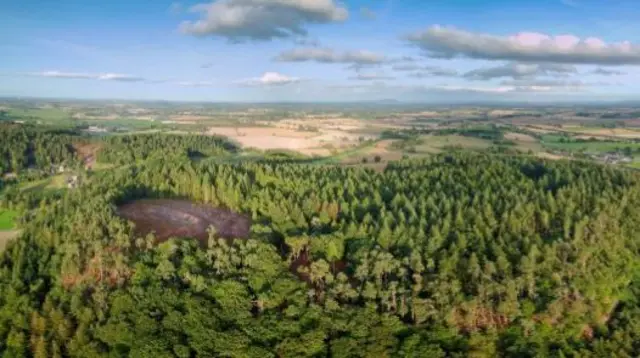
206, 125, 370, 156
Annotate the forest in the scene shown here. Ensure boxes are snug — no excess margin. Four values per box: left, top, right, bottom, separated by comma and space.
1, 125, 640, 357
0, 125, 79, 174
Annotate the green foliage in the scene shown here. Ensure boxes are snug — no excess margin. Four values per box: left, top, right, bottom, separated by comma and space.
96, 133, 239, 165
1, 151, 640, 356
0, 124, 78, 174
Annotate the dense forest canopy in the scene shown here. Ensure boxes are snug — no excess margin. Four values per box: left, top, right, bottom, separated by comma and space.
1, 127, 640, 356
0, 125, 78, 174
96, 133, 239, 165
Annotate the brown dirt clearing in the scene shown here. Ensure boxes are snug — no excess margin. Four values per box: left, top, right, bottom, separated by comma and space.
73, 142, 102, 169
0, 230, 20, 251
117, 199, 251, 243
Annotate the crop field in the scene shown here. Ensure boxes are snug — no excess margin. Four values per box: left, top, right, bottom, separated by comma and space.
206, 125, 370, 156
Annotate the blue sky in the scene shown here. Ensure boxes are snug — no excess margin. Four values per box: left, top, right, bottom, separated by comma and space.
1, 0, 640, 102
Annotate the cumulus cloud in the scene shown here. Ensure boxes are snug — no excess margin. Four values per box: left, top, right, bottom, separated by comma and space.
236, 72, 300, 86
592, 67, 626, 75
464, 62, 577, 80
30, 71, 146, 82
275, 47, 386, 65
406, 25, 640, 65
180, 0, 348, 41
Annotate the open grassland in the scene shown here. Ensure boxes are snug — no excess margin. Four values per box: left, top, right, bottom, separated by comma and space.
415, 135, 492, 153
19, 174, 69, 193
504, 132, 544, 152
0, 210, 17, 230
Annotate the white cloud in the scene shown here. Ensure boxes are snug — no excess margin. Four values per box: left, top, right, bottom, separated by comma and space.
180, 0, 348, 41
36, 71, 95, 79
275, 47, 386, 65
30, 71, 146, 82
236, 72, 301, 86
406, 25, 640, 65
464, 62, 577, 80
96, 73, 146, 82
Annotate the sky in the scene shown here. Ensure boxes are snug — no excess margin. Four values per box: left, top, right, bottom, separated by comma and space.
2, 0, 640, 102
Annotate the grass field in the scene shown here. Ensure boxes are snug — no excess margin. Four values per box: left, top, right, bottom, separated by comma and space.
415, 135, 492, 153
0, 210, 17, 230
541, 135, 640, 153
19, 174, 69, 193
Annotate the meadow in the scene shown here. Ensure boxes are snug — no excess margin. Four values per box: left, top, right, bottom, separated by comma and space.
541, 134, 640, 153
0, 209, 17, 230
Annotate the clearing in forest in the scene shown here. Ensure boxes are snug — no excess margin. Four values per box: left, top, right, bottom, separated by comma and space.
0, 230, 20, 252
0, 210, 17, 230
117, 199, 251, 243
0, 210, 19, 252
73, 142, 102, 168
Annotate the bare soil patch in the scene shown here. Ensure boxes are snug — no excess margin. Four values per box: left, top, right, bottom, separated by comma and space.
0, 230, 20, 251
73, 142, 102, 169
117, 199, 251, 243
